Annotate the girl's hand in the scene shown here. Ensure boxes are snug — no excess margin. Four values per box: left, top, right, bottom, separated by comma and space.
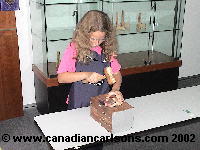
107, 90, 124, 103
83, 72, 106, 83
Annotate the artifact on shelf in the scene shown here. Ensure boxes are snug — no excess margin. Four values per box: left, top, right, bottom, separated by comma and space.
90, 94, 134, 133
136, 13, 146, 32
115, 10, 130, 31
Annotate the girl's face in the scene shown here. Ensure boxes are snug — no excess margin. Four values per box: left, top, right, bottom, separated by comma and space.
89, 31, 105, 47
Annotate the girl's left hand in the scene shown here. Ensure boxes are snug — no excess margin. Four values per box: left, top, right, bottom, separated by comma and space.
107, 90, 124, 103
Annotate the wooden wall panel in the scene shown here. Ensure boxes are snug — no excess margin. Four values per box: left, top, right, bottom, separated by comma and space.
0, 28, 23, 121
0, 11, 16, 29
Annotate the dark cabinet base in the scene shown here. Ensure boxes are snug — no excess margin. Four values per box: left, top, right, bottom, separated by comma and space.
34, 76, 71, 114
121, 68, 179, 99
34, 67, 179, 114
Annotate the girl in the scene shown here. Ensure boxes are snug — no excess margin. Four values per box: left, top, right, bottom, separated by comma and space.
57, 10, 123, 110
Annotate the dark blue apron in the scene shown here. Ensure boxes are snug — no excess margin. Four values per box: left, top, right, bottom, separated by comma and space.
68, 51, 110, 110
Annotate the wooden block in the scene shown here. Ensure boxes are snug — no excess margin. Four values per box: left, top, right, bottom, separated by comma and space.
90, 94, 134, 133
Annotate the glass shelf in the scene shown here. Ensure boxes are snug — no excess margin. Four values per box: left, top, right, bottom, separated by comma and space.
37, 50, 180, 78
103, 0, 176, 3
103, 0, 149, 3
46, 28, 74, 41
35, 0, 99, 5
34, 25, 180, 42
118, 50, 175, 69
116, 23, 180, 35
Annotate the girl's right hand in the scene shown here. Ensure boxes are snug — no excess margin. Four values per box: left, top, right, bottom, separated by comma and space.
83, 72, 106, 83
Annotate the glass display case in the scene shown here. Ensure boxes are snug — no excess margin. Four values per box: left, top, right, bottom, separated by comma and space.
30, 0, 185, 79
30, 0, 186, 114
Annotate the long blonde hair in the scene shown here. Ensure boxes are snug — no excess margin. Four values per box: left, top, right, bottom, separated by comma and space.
72, 10, 118, 63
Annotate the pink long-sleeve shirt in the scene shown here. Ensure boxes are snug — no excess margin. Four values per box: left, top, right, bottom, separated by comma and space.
57, 43, 121, 74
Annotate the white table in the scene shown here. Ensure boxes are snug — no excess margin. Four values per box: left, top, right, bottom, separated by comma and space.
34, 85, 200, 150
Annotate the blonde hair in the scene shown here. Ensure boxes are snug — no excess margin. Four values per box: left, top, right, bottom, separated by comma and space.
72, 10, 118, 63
